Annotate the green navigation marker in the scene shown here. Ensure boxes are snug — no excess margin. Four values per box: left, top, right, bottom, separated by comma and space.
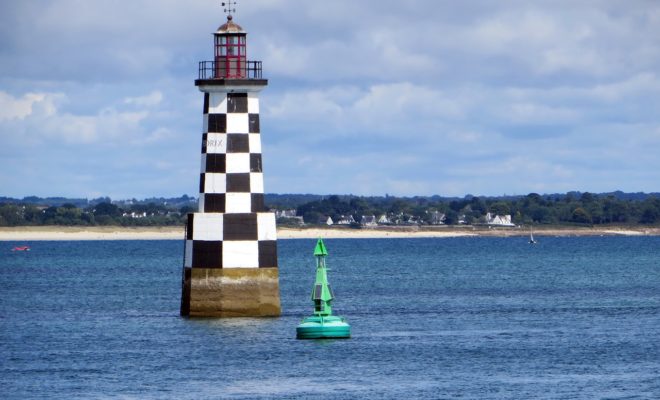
296, 239, 351, 339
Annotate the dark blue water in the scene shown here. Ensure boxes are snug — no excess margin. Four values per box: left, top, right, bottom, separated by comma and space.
1, 236, 659, 399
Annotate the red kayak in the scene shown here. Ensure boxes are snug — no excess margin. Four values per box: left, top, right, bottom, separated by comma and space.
12, 246, 30, 251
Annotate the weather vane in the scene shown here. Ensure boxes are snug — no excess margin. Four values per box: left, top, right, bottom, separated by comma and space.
222, 1, 237, 18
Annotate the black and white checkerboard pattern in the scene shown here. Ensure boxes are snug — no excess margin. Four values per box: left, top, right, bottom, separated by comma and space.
184, 91, 277, 269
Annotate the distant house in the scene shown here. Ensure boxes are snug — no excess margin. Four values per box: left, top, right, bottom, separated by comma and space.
275, 209, 298, 218
485, 212, 515, 226
122, 211, 147, 218
404, 216, 420, 225
377, 214, 391, 225
361, 215, 377, 227
389, 213, 405, 225
275, 209, 304, 225
427, 211, 446, 225
319, 216, 334, 225
335, 215, 355, 225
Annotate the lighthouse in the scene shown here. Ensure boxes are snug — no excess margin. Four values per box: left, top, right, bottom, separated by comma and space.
180, 7, 281, 317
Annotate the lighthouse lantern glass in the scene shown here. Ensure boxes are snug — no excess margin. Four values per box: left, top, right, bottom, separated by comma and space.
214, 32, 247, 78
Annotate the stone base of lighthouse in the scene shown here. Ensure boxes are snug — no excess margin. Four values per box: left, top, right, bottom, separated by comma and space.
180, 211, 281, 317
181, 267, 280, 317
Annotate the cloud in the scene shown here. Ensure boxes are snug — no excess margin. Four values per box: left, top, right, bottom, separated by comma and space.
265, 82, 466, 141
123, 91, 164, 107
2, 0, 660, 198
0, 91, 61, 121
0, 90, 160, 145
0, 86, 199, 197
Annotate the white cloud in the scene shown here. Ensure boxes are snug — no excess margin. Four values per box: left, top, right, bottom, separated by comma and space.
588, 74, 660, 102
266, 82, 466, 140
55, 109, 149, 144
124, 91, 164, 107
0, 88, 178, 147
353, 82, 465, 122
504, 103, 580, 125
0, 91, 61, 121
266, 86, 350, 123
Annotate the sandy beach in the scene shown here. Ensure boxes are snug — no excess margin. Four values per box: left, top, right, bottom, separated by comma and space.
1, 225, 658, 241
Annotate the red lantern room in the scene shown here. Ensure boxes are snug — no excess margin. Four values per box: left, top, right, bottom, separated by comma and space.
196, 6, 264, 85
213, 15, 247, 79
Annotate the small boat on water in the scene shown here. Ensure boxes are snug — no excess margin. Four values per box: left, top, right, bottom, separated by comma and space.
12, 246, 30, 251
529, 227, 537, 244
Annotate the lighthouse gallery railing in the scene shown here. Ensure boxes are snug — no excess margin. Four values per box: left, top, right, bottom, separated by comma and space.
198, 60, 263, 80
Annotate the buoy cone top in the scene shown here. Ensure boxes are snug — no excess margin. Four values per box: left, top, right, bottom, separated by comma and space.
314, 238, 328, 257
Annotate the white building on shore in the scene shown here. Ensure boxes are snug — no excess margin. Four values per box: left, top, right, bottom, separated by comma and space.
485, 212, 515, 226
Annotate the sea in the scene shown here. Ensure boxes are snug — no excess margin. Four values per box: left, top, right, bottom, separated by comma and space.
1, 236, 659, 399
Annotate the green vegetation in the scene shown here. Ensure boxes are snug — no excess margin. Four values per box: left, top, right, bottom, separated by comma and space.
289, 192, 660, 226
1, 192, 659, 227
0, 196, 196, 227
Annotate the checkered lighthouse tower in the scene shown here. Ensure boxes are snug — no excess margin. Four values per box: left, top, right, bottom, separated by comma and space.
180, 11, 280, 317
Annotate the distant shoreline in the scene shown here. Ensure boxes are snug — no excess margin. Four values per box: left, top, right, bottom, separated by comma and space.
1, 225, 659, 241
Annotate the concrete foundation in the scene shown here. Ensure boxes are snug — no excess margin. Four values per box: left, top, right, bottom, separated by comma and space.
180, 267, 281, 317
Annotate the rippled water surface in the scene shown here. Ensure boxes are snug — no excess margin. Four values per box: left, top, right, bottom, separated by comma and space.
2, 236, 660, 399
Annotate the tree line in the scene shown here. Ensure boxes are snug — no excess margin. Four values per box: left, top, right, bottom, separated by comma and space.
1, 192, 659, 227
292, 192, 660, 226
0, 202, 195, 227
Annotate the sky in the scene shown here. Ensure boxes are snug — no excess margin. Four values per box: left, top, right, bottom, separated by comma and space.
1, 0, 660, 199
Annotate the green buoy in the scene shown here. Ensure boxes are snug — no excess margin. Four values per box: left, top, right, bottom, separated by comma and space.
296, 239, 351, 339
